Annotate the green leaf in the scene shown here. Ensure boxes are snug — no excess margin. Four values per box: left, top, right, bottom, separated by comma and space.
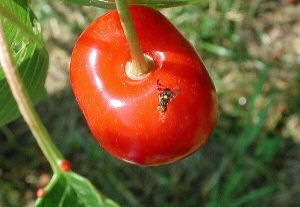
34, 171, 120, 207
0, 0, 48, 126
232, 185, 277, 207
239, 65, 273, 151
197, 40, 237, 58
66, 0, 203, 8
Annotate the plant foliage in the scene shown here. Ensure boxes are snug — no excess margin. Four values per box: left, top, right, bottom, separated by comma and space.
0, 0, 48, 126
66, 0, 202, 8
34, 171, 120, 207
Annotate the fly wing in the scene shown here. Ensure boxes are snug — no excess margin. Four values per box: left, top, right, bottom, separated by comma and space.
169, 86, 182, 101
157, 79, 164, 93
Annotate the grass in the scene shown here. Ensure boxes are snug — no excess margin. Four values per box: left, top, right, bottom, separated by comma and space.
1, 0, 300, 206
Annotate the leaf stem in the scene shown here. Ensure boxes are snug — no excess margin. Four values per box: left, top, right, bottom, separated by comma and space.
115, 0, 154, 79
0, 17, 64, 173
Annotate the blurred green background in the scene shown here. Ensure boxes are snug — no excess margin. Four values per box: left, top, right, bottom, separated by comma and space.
1, 0, 300, 206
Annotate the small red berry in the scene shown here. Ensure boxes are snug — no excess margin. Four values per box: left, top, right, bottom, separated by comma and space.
286, 0, 298, 4
36, 188, 46, 198
59, 160, 71, 171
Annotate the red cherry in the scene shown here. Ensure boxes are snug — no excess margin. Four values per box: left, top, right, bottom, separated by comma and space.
70, 6, 218, 166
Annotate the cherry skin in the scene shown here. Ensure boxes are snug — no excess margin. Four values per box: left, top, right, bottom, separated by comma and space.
70, 5, 218, 166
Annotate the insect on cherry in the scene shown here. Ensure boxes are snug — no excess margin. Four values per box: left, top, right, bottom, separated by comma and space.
157, 79, 182, 112
70, 5, 218, 166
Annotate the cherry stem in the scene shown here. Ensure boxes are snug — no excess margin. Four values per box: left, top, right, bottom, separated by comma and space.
115, 0, 154, 79
0, 17, 64, 173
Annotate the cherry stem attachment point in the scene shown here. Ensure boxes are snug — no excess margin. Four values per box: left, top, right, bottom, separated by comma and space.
115, 0, 154, 79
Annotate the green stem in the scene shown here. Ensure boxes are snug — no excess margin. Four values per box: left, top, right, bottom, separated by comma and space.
0, 18, 64, 173
115, 0, 154, 79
